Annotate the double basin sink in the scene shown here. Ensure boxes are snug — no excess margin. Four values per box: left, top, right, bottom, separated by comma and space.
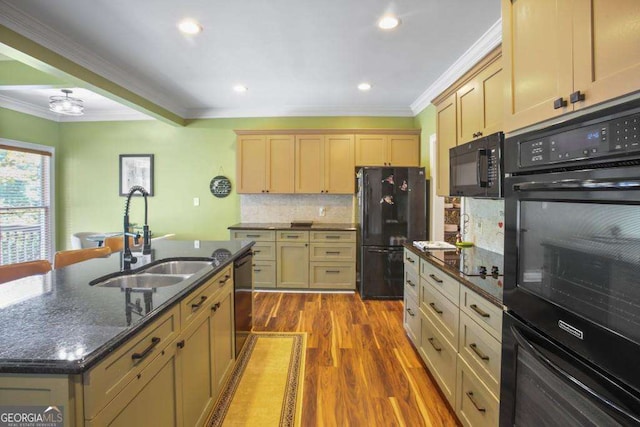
91, 260, 213, 289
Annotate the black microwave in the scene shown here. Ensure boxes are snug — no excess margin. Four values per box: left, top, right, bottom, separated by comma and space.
449, 131, 504, 198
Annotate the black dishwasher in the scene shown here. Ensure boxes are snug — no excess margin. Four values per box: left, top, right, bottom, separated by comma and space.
233, 250, 253, 356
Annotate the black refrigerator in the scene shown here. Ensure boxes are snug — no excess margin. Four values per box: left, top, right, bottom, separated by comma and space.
357, 167, 428, 299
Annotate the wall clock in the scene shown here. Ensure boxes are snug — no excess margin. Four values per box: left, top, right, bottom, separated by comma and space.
210, 175, 231, 198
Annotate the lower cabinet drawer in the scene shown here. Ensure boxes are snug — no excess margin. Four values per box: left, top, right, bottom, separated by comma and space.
181, 266, 232, 327
253, 260, 276, 288
456, 356, 500, 427
404, 292, 420, 345
252, 242, 276, 260
83, 305, 179, 419
404, 267, 419, 302
230, 229, 275, 241
309, 243, 356, 262
421, 280, 459, 351
309, 262, 355, 289
460, 287, 503, 341
459, 311, 502, 397
419, 311, 457, 406
420, 259, 460, 305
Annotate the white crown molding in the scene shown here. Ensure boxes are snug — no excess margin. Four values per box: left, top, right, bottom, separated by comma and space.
187, 105, 415, 119
0, 1, 186, 117
411, 18, 502, 115
0, 94, 56, 120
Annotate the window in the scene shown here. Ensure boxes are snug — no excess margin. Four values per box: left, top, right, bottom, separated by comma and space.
0, 140, 54, 265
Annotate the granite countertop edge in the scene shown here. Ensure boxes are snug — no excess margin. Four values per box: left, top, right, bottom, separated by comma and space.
228, 222, 357, 231
0, 241, 254, 375
403, 243, 504, 309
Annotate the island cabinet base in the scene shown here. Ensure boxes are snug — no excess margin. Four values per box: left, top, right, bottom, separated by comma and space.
0, 265, 236, 427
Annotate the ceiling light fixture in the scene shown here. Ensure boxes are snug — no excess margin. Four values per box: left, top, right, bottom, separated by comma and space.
49, 89, 84, 116
178, 18, 203, 35
378, 15, 400, 30
358, 83, 372, 91
233, 85, 248, 93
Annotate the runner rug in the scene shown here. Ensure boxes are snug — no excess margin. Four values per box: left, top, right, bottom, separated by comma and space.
206, 332, 306, 427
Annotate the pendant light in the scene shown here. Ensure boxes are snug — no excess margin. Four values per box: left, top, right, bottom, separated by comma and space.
49, 89, 84, 116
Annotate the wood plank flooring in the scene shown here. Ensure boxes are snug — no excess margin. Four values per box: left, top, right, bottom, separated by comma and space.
252, 292, 460, 426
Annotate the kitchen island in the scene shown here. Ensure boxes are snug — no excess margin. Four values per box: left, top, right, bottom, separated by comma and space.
0, 239, 253, 426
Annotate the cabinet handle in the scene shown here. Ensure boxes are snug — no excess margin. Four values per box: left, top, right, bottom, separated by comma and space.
570, 90, 585, 104
191, 295, 208, 310
132, 337, 161, 362
254, 268, 262, 272
429, 302, 443, 315
326, 251, 341, 255
406, 308, 415, 317
553, 97, 567, 109
466, 391, 486, 413
177, 340, 185, 349
407, 257, 415, 263
219, 275, 231, 285
470, 343, 490, 361
325, 235, 341, 239
211, 302, 221, 312
477, 131, 483, 137
427, 337, 442, 352
253, 250, 261, 253
326, 270, 340, 274
429, 273, 443, 283
286, 235, 299, 238
472, 132, 478, 138
261, 190, 265, 193
470, 303, 490, 318
407, 279, 415, 287
246, 234, 261, 238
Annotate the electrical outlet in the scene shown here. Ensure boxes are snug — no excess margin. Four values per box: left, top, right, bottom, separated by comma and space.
194, 240, 200, 249
193, 197, 200, 207
319, 207, 326, 217
476, 221, 482, 229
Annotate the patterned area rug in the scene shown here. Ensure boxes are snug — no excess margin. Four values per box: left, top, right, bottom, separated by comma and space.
207, 332, 306, 427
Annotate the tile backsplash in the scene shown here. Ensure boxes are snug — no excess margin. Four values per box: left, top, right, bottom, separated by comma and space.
240, 194, 355, 223
462, 198, 505, 254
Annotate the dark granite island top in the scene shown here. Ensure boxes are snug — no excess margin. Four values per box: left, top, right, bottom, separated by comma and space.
0, 239, 253, 374
228, 222, 357, 231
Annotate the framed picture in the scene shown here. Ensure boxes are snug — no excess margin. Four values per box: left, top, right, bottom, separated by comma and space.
119, 154, 154, 196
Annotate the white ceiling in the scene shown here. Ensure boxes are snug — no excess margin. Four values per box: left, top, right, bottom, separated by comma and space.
0, 0, 501, 121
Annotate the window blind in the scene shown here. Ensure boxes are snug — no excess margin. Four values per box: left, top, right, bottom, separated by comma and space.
0, 146, 52, 265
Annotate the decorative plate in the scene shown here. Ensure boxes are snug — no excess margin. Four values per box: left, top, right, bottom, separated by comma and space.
210, 175, 232, 198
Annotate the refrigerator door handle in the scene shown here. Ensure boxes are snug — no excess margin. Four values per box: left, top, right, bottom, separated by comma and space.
364, 174, 370, 241
367, 248, 391, 254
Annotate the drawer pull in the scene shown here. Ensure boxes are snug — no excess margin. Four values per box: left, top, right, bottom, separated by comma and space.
325, 235, 341, 239
406, 308, 415, 317
253, 250, 261, 254
132, 337, 161, 362
176, 340, 185, 349
427, 337, 442, 352
470, 304, 490, 318
286, 235, 299, 238
407, 279, 415, 287
470, 343, 490, 361
211, 302, 221, 312
246, 234, 261, 238
325, 251, 341, 255
466, 391, 486, 413
254, 268, 262, 272
429, 302, 443, 315
191, 295, 208, 310
219, 274, 231, 285
428, 273, 443, 284
407, 257, 415, 264
326, 270, 341, 274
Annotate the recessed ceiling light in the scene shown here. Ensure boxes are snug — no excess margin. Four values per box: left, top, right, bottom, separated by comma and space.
378, 15, 400, 30
233, 85, 248, 93
358, 83, 372, 91
178, 18, 203, 35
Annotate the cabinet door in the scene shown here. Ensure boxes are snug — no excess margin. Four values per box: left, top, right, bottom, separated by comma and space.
295, 134, 324, 194
211, 288, 235, 394
573, 0, 640, 110
457, 80, 482, 145
276, 242, 309, 288
324, 134, 355, 193
355, 134, 387, 166
502, 0, 573, 132
237, 135, 267, 193
479, 59, 504, 136
436, 93, 457, 196
178, 312, 214, 427
266, 135, 295, 193
387, 134, 420, 166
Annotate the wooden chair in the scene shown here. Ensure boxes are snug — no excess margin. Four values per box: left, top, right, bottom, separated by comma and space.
104, 236, 139, 253
0, 260, 52, 284
54, 247, 111, 269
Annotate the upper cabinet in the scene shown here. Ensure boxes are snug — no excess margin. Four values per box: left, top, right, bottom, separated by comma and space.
236, 130, 419, 194
432, 48, 503, 197
502, 0, 640, 133
295, 134, 355, 194
236, 135, 295, 193
355, 134, 420, 167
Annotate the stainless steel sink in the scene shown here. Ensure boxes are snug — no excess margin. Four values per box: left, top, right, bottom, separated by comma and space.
95, 273, 187, 289
140, 260, 212, 275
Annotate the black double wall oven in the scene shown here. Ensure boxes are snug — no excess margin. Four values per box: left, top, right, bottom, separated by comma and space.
500, 100, 640, 426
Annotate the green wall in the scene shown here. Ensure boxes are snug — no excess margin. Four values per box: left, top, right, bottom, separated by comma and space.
414, 104, 437, 176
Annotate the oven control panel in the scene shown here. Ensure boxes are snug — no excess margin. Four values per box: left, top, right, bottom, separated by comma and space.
519, 112, 640, 168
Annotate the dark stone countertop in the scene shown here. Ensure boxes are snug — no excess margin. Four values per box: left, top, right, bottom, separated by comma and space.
228, 222, 357, 231
403, 243, 504, 308
0, 240, 253, 374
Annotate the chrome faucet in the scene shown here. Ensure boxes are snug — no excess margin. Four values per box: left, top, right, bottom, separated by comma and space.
123, 185, 151, 268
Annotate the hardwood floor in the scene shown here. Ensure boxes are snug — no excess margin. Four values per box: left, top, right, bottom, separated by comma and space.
253, 291, 460, 426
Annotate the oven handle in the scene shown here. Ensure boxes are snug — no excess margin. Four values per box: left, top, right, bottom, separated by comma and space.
513, 178, 640, 192
511, 326, 640, 424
